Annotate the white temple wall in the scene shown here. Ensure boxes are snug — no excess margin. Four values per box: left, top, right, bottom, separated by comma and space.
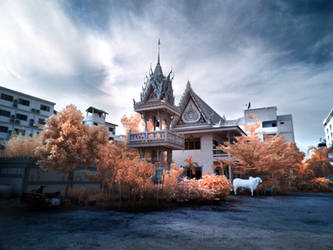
172, 133, 214, 174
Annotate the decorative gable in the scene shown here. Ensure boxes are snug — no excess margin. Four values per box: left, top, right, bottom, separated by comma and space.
173, 81, 224, 128
177, 96, 207, 126
182, 99, 200, 123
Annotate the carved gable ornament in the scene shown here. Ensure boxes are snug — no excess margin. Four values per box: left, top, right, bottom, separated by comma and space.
182, 99, 201, 123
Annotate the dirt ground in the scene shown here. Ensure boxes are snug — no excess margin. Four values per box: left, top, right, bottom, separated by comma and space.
0, 193, 333, 250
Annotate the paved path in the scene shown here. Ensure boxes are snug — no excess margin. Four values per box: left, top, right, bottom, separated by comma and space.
1, 193, 333, 250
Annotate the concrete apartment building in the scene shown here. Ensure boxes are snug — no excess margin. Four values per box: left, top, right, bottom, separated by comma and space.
323, 106, 333, 149
83, 106, 117, 140
0, 86, 55, 142
240, 106, 295, 143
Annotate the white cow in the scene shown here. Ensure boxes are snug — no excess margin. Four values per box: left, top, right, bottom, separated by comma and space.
233, 177, 262, 196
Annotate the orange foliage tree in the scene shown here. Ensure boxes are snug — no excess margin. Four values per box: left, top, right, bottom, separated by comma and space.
161, 163, 184, 200
176, 175, 231, 202
35, 104, 109, 193
311, 177, 333, 192
305, 147, 333, 177
1, 134, 41, 158
87, 116, 155, 200
217, 119, 305, 192
120, 113, 142, 140
184, 156, 199, 176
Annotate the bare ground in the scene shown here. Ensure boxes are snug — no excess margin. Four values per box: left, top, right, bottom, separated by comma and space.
0, 193, 333, 250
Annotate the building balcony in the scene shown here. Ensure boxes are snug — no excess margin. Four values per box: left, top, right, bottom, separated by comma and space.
261, 126, 278, 135
128, 130, 184, 150
212, 149, 233, 161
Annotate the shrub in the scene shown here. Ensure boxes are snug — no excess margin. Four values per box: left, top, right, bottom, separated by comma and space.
200, 174, 231, 198
311, 178, 333, 192
175, 174, 231, 202
1, 134, 40, 158
161, 163, 184, 200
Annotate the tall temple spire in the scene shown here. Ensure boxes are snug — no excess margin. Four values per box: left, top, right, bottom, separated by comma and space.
157, 39, 160, 64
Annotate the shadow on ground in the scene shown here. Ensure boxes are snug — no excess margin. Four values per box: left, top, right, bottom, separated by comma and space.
1, 193, 333, 250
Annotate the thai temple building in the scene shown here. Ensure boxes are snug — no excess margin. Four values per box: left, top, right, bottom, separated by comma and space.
128, 41, 245, 181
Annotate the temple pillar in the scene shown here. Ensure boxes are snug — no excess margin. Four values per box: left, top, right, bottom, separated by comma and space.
140, 149, 144, 159
159, 150, 164, 168
167, 149, 172, 168
151, 149, 157, 163
153, 117, 156, 131
159, 113, 163, 130
144, 119, 148, 132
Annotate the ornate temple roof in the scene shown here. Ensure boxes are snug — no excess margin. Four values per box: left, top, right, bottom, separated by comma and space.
173, 81, 225, 127
139, 41, 175, 105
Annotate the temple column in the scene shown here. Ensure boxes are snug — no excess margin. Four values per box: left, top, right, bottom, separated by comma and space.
167, 149, 172, 168
151, 149, 156, 164
144, 119, 148, 132
153, 117, 156, 131
159, 150, 164, 168
140, 149, 144, 159
159, 113, 163, 130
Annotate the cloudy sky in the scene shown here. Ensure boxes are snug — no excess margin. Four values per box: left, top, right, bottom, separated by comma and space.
1, 0, 332, 152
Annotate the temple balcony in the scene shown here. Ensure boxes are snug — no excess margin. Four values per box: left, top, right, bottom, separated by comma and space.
128, 130, 184, 150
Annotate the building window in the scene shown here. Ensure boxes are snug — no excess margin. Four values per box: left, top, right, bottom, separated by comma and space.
38, 118, 45, 125
185, 166, 202, 179
0, 109, 11, 117
280, 121, 284, 125
0, 126, 8, 133
19, 98, 30, 106
40, 104, 50, 112
184, 137, 201, 150
109, 127, 115, 132
14, 128, 25, 136
29, 119, 35, 126
16, 113, 27, 121
93, 122, 98, 126
1, 93, 13, 102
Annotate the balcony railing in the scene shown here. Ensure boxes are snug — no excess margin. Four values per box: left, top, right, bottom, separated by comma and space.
128, 130, 184, 149
213, 149, 233, 160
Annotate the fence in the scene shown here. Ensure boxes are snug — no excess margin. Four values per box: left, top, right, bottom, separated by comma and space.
0, 158, 101, 196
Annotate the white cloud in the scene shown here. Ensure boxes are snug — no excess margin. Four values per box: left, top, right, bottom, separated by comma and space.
0, 0, 331, 150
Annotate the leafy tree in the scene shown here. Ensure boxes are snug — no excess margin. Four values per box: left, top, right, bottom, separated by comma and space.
35, 104, 109, 194
217, 120, 305, 192
120, 113, 142, 140
1, 134, 40, 158
306, 147, 333, 177
184, 156, 199, 176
